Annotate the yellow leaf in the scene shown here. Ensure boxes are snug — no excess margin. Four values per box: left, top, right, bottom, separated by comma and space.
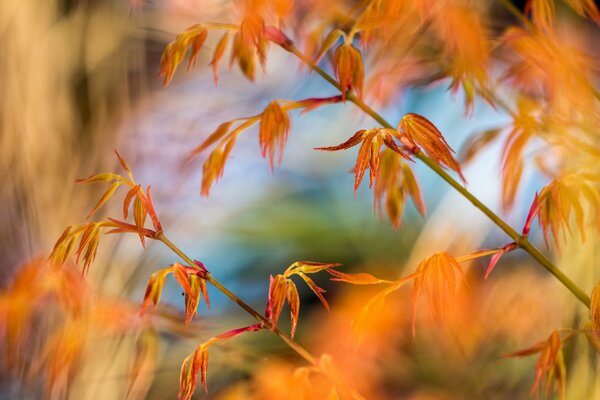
85, 181, 121, 220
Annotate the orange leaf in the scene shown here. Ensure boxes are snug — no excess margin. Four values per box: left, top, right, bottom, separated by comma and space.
188, 121, 234, 162
259, 101, 291, 169
140, 267, 172, 316
287, 280, 300, 338
266, 274, 288, 328
114, 149, 134, 181
297, 272, 329, 312
172, 262, 194, 298
161, 25, 209, 85
399, 113, 465, 182
187, 28, 208, 70
210, 31, 230, 85
333, 44, 364, 100
122, 184, 141, 220
316, 128, 412, 193
178, 346, 208, 400
184, 275, 203, 323
502, 330, 567, 400
133, 196, 148, 247
411, 252, 466, 336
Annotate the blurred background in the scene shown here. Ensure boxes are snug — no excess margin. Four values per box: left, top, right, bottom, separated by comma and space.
1, 0, 599, 399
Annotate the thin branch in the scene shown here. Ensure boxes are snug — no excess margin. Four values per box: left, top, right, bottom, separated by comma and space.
280, 41, 591, 308
155, 232, 318, 365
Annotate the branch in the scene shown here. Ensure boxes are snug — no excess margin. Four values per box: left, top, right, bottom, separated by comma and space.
278, 39, 590, 308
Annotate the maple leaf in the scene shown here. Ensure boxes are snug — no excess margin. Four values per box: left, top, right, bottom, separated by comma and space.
432, 3, 489, 113
315, 128, 413, 193
373, 151, 425, 228
160, 25, 209, 85
333, 43, 364, 100
503, 330, 567, 400
178, 324, 263, 399
140, 263, 209, 321
536, 174, 600, 251
500, 97, 537, 211
398, 113, 465, 182
259, 101, 291, 169
265, 261, 341, 337
411, 252, 466, 336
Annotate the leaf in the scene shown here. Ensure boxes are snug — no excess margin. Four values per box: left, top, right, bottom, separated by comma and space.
210, 31, 230, 85
327, 269, 392, 285
133, 196, 147, 247
259, 101, 291, 169
266, 274, 288, 328
201, 136, 238, 196
184, 275, 202, 323
484, 242, 517, 279
411, 252, 466, 336
287, 280, 300, 338
373, 152, 425, 228
298, 272, 329, 312
178, 346, 208, 400
160, 25, 209, 85
286, 261, 342, 276
399, 113, 465, 182
522, 192, 540, 236
315, 128, 412, 193
172, 262, 194, 299
85, 181, 121, 220
458, 128, 502, 164
188, 121, 234, 161
536, 175, 598, 252
76, 173, 125, 184
123, 184, 141, 220
333, 43, 364, 100
138, 186, 162, 232
178, 324, 262, 399
187, 28, 209, 70
314, 29, 343, 63
502, 330, 567, 400
114, 149, 134, 181
140, 267, 172, 316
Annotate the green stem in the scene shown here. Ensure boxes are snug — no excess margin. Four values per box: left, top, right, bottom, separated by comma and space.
285, 44, 591, 308
156, 232, 318, 365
